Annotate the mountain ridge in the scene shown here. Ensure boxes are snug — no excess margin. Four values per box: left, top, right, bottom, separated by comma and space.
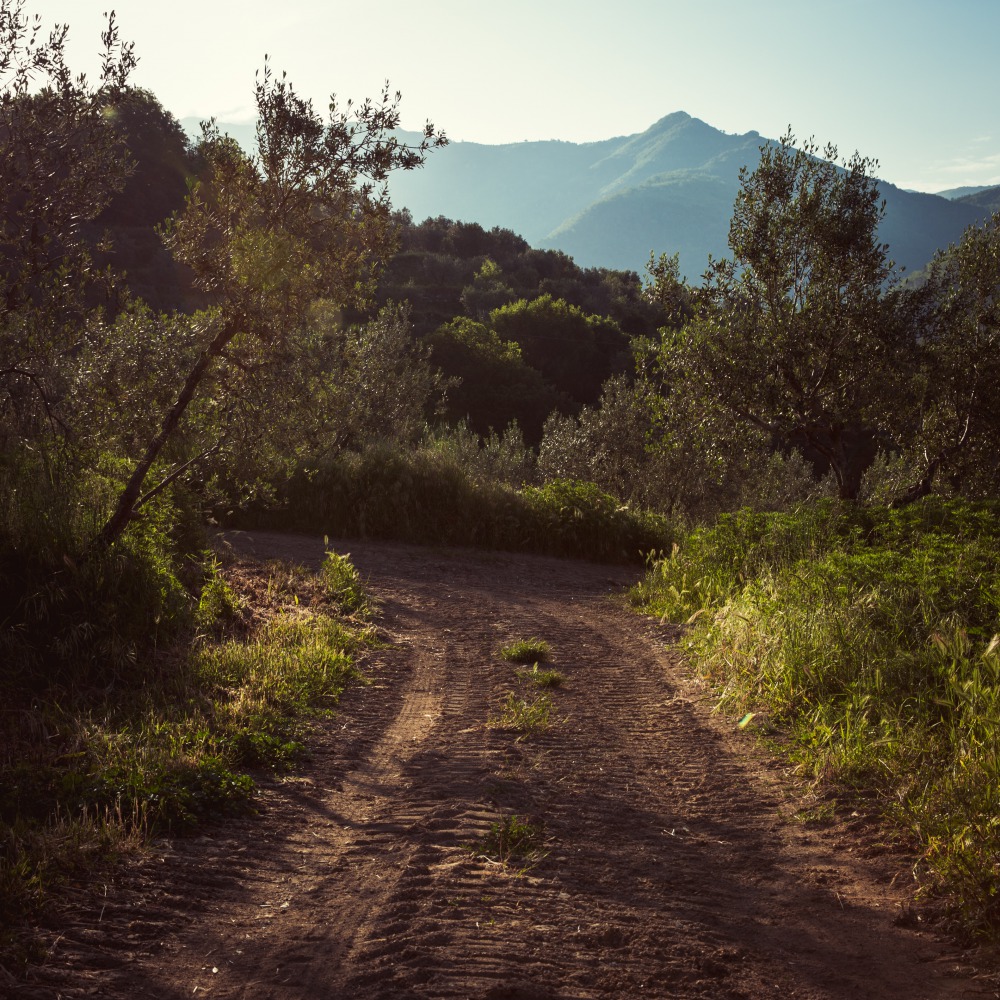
384, 115, 995, 277
184, 113, 997, 278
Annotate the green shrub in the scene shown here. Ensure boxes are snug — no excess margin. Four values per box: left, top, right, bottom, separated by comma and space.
0, 454, 198, 690
520, 479, 671, 562
321, 549, 372, 616
1, 504, 373, 965
235, 444, 673, 565
634, 498, 1000, 939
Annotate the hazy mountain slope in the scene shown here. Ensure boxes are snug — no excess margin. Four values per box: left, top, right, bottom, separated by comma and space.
386, 132, 625, 241
541, 133, 768, 274
878, 184, 991, 273
954, 185, 1000, 214
936, 184, 996, 200
196, 112, 997, 279
386, 113, 765, 245
548, 174, 991, 277
588, 113, 756, 196
541, 170, 736, 277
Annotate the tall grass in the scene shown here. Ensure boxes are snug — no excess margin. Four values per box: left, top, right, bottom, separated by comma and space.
633, 499, 1000, 940
0, 456, 375, 972
236, 442, 673, 564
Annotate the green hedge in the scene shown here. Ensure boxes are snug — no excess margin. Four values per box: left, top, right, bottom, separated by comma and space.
237, 446, 673, 564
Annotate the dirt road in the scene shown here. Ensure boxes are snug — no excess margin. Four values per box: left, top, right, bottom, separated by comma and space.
19, 533, 992, 999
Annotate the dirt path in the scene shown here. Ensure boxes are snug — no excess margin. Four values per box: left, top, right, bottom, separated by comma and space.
17, 533, 994, 999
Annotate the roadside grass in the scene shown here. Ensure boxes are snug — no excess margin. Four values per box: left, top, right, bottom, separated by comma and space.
500, 637, 551, 663
0, 485, 374, 973
320, 545, 373, 617
632, 498, 1000, 941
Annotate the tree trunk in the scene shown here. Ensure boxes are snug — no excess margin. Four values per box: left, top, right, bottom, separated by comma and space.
90, 318, 236, 553
800, 424, 877, 502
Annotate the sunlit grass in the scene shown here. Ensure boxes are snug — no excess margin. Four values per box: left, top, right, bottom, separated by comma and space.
515, 663, 564, 688
0, 550, 374, 968
499, 637, 551, 663
488, 691, 553, 734
634, 498, 1000, 941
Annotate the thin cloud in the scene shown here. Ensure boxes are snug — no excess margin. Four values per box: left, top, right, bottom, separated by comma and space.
904, 149, 1000, 191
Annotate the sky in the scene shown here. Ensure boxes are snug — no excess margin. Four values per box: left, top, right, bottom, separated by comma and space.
29, 0, 1000, 193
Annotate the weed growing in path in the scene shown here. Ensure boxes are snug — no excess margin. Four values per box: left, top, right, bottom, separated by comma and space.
500, 638, 550, 663
488, 691, 553, 734
475, 814, 546, 864
515, 664, 564, 688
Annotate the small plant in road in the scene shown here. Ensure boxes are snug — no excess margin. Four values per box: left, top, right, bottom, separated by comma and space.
499, 637, 550, 663
476, 814, 546, 864
515, 664, 564, 688
488, 691, 553, 733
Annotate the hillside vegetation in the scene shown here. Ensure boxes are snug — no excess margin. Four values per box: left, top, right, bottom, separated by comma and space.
633, 501, 1000, 937
1, 3, 999, 968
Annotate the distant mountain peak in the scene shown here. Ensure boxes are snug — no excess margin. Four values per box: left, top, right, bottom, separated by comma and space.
217, 111, 992, 280
647, 111, 693, 130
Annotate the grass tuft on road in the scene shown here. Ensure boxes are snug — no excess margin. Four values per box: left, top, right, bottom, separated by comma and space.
499, 637, 551, 663
488, 691, 553, 734
474, 814, 546, 866
515, 664, 564, 688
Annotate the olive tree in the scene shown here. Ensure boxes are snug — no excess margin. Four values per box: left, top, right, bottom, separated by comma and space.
0, 3, 135, 443
891, 213, 1000, 500
94, 65, 445, 549
655, 132, 904, 500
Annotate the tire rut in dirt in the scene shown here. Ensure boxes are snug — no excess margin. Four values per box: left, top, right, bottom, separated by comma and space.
331, 591, 758, 999
324, 571, 972, 1000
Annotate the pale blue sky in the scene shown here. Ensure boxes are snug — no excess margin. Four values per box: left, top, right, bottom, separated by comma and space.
33, 0, 1000, 192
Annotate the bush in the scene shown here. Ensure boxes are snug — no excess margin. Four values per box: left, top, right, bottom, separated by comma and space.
520, 479, 671, 563
633, 498, 1000, 939
236, 443, 673, 564
0, 453, 200, 690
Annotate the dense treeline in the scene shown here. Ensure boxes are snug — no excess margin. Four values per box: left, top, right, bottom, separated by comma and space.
371, 215, 667, 441
1, 0, 999, 961
374, 211, 667, 338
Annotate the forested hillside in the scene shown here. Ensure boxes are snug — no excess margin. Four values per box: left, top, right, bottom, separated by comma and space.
2, 5, 1000, 971
955, 184, 1000, 214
